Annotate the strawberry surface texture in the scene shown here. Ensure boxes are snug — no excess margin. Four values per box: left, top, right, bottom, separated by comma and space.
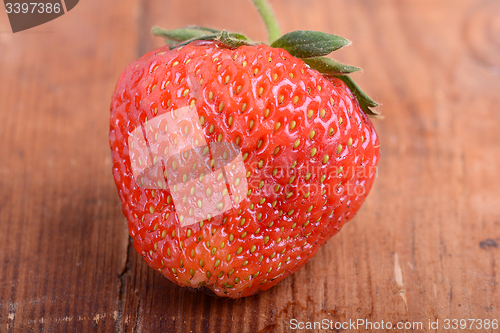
110, 41, 379, 298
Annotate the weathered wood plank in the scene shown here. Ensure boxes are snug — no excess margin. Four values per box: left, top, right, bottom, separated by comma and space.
0, 1, 138, 331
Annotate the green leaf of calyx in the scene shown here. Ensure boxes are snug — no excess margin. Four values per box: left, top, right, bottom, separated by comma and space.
334, 75, 379, 116
217, 30, 258, 48
187, 26, 221, 33
167, 33, 219, 50
302, 57, 360, 75
270, 30, 350, 58
152, 27, 255, 50
152, 26, 220, 44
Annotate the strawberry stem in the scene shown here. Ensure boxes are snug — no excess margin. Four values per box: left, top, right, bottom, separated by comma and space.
251, 0, 281, 44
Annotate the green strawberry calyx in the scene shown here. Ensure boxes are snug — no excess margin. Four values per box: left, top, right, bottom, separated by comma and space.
151, 0, 379, 116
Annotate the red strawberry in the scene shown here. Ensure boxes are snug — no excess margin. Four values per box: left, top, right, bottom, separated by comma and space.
110, 1, 379, 298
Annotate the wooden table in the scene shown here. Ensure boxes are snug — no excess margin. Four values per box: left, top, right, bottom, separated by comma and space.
1, 0, 499, 332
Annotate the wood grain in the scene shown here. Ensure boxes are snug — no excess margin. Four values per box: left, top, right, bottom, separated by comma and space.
1, 0, 499, 332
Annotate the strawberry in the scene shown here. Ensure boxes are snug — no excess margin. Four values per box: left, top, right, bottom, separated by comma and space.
109, 0, 379, 298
